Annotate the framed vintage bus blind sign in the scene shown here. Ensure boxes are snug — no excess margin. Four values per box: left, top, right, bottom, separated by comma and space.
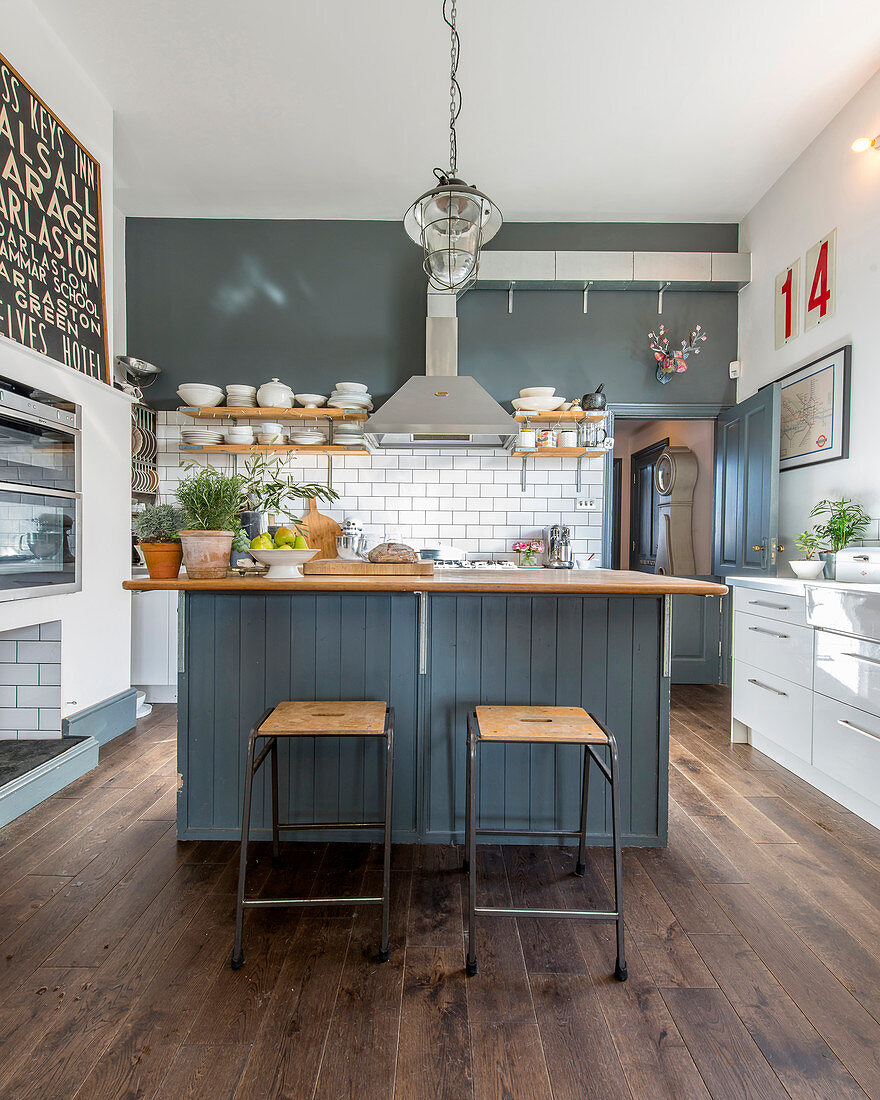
0, 51, 109, 383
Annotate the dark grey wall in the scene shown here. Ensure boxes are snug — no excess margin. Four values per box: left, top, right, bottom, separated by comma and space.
125, 219, 738, 409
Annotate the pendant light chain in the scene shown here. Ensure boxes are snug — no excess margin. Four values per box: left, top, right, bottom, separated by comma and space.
443, 0, 461, 178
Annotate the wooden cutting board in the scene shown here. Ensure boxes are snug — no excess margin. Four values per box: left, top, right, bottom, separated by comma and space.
302, 559, 435, 576
297, 498, 341, 559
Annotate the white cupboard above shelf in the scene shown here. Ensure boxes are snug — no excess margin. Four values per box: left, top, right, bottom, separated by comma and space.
472, 249, 751, 292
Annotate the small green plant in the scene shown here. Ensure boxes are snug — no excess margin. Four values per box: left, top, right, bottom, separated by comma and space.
176, 464, 249, 531
242, 454, 338, 526
231, 525, 252, 553
794, 529, 823, 560
133, 504, 187, 543
809, 497, 871, 553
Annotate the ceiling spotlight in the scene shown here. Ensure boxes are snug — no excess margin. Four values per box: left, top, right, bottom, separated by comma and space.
851, 135, 879, 153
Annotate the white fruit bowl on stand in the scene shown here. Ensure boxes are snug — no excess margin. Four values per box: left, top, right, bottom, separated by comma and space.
247, 547, 318, 579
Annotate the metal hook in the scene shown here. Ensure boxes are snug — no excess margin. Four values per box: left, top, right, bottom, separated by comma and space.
583, 281, 593, 314
658, 281, 671, 314
508, 284, 515, 314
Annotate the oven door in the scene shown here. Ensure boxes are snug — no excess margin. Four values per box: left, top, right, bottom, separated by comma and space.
0, 411, 77, 493
0, 486, 80, 600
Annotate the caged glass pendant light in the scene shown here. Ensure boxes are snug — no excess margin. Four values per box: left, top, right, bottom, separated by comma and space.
403, 0, 502, 291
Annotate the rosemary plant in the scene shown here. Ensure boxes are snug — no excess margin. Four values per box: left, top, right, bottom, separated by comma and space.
176, 464, 249, 531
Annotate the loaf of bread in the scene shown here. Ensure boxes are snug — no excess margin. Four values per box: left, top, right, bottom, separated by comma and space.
368, 542, 420, 564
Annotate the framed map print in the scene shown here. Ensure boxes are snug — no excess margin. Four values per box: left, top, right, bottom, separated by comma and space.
779, 345, 851, 472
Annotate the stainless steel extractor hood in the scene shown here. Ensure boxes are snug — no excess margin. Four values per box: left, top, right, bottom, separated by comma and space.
364, 309, 518, 449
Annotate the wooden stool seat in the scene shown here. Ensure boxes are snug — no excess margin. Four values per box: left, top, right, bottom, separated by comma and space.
259, 701, 388, 737
475, 705, 608, 744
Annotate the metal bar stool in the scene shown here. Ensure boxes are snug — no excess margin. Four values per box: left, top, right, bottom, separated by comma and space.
464, 705, 627, 981
231, 701, 394, 969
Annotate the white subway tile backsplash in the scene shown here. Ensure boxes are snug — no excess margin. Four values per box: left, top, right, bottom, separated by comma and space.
156, 412, 605, 562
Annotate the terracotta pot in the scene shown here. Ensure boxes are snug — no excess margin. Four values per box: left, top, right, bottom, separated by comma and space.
139, 541, 183, 580
179, 530, 234, 580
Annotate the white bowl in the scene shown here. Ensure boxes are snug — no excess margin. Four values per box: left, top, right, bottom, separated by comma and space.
247, 546, 318, 578
256, 421, 282, 432
790, 560, 826, 580
256, 432, 286, 445
177, 384, 225, 407
226, 385, 256, 395
512, 396, 566, 412
519, 387, 556, 398
334, 382, 369, 393
295, 394, 327, 407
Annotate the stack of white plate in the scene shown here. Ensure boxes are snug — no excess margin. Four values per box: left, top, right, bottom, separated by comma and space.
226, 385, 257, 407
332, 422, 366, 447
256, 423, 287, 444
181, 427, 224, 446
327, 382, 373, 411
289, 429, 325, 445
225, 426, 255, 445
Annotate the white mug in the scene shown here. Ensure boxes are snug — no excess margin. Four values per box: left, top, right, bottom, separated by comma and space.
518, 428, 536, 449
559, 430, 578, 447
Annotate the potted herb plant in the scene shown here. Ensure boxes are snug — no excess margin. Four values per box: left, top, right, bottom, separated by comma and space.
133, 504, 187, 579
176, 464, 248, 579
790, 529, 826, 580
809, 497, 871, 580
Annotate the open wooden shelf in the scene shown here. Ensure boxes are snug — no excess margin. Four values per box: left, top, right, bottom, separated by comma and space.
179, 406, 369, 421
513, 410, 607, 422
511, 447, 607, 458
181, 444, 369, 455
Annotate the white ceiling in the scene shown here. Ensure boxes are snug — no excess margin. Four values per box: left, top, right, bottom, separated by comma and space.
31, 0, 880, 222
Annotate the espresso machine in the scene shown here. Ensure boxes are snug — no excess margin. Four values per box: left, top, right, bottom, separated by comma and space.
544, 524, 573, 569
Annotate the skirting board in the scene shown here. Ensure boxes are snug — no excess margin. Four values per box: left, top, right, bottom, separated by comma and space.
63, 688, 138, 746
0, 736, 98, 827
750, 731, 880, 830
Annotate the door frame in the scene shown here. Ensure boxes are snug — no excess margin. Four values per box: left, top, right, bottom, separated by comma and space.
629, 437, 670, 571
601, 403, 729, 569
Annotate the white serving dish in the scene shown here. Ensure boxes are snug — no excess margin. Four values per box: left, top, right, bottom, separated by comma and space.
247, 546, 318, 578
334, 382, 369, 393
295, 394, 327, 407
225, 431, 255, 444
790, 560, 826, 580
257, 378, 295, 408
512, 396, 566, 412
177, 383, 225, 407
519, 387, 556, 398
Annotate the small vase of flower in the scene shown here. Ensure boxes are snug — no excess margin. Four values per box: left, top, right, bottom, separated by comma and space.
513, 539, 544, 568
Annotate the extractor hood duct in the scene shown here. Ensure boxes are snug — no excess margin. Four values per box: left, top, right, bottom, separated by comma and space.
364, 315, 518, 449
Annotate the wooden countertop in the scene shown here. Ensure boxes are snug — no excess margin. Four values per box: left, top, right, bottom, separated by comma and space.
124, 569, 727, 596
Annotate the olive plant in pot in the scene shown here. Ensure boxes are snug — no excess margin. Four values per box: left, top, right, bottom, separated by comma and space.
810, 497, 871, 580
176, 465, 248, 579
790, 529, 826, 580
133, 504, 187, 579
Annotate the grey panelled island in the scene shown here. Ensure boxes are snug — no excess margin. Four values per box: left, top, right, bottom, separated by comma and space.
124, 570, 726, 846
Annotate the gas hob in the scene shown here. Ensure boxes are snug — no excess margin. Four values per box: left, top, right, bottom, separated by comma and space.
433, 559, 518, 570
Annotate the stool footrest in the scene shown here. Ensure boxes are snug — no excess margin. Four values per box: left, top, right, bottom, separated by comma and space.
277, 820, 384, 830
475, 905, 619, 920
242, 895, 383, 909
474, 827, 582, 837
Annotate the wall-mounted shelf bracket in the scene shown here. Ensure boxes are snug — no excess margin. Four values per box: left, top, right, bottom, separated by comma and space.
583, 281, 593, 314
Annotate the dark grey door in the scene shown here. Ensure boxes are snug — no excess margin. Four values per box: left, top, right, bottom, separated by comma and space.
629, 439, 669, 572
713, 385, 781, 575
670, 581, 723, 683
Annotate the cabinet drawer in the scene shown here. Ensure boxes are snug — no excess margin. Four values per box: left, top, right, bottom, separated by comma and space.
733, 612, 813, 688
733, 587, 806, 627
814, 628, 880, 716
813, 693, 880, 804
732, 660, 812, 761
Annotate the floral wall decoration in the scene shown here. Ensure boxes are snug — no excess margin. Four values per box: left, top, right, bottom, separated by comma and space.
648, 324, 708, 384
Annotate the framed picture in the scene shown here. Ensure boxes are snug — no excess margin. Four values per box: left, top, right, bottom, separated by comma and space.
778, 345, 851, 472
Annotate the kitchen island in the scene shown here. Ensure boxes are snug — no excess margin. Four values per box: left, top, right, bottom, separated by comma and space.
124, 570, 726, 846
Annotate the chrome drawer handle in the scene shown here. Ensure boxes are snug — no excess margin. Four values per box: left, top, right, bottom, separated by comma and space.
748, 678, 788, 697
843, 651, 880, 667
749, 600, 790, 610
838, 718, 880, 743
748, 626, 789, 639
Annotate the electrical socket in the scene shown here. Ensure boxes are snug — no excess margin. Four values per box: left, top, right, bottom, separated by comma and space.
575, 497, 597, 511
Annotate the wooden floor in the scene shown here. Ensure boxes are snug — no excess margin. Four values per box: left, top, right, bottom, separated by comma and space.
0, 688, 879, 1099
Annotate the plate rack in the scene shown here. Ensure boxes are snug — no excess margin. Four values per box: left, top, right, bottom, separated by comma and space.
132, 403, 158, 497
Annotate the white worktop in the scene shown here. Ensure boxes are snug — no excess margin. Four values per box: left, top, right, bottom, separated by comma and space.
726, 574, 880, 598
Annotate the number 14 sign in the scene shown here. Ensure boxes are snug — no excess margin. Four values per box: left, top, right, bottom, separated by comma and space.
774, 229, 837, 350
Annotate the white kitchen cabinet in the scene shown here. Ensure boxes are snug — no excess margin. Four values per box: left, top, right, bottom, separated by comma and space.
131, 588, 178, 702
731, 578, 880, 829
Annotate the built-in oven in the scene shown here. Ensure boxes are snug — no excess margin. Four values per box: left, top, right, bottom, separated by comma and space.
0, 375, 81, 601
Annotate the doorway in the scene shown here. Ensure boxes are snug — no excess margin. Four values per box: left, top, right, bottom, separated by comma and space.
607, 415, 724, 684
